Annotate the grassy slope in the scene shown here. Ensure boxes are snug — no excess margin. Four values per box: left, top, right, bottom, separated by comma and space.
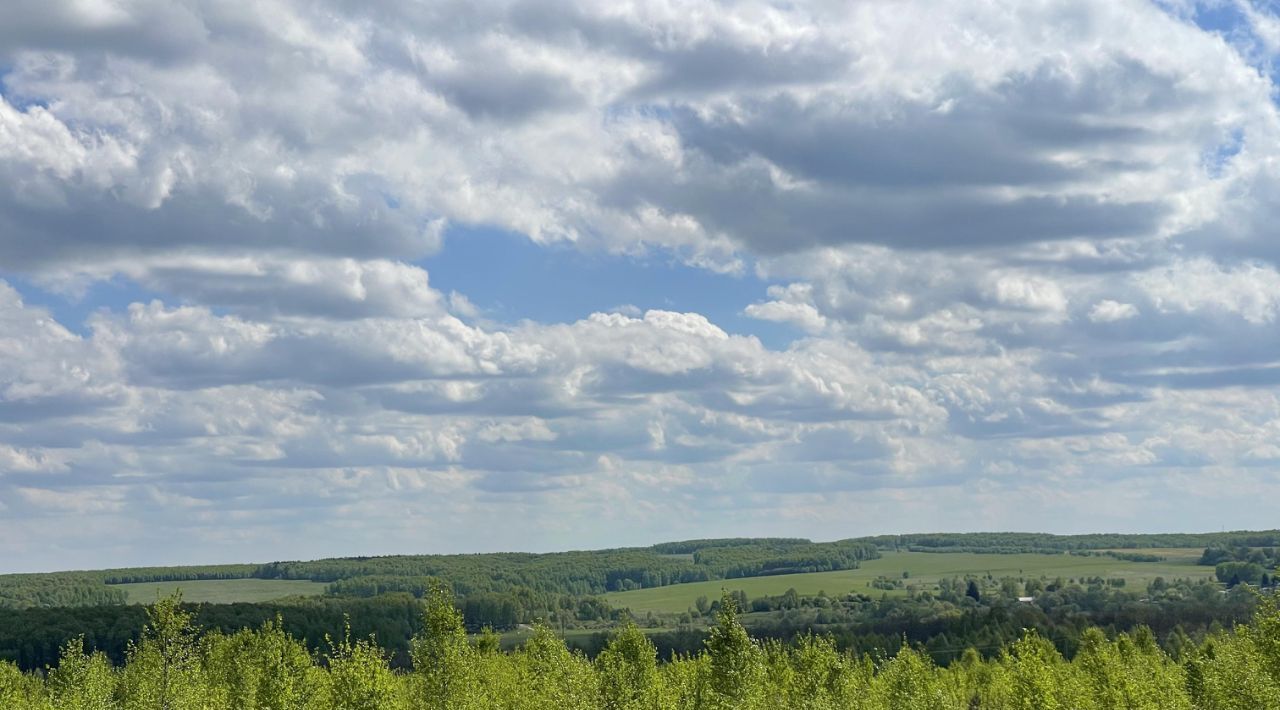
64, 547, 1218, 609
605, 550, 1212, 614
112, 579, 328, 604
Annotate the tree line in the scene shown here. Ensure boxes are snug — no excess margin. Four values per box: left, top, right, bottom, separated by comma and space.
9, 532, 1280, 611
3, 588, 1280, 709
2, 574, 1262, 674
860, 531, 1280, 555
0, 539, 880, 610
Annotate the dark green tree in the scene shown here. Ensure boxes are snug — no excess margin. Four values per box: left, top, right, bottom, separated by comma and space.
965, 580, 982, 602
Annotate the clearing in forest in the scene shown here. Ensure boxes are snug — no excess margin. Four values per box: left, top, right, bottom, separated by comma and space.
111, 578, 328, 604
605, 549, 1211, 614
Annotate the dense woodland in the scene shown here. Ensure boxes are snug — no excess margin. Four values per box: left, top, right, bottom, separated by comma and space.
0, 539, 881, 611
7, 532, 1279, 612
3, 588, 1280, 709
0, 569, 1270, 674
861, 531, 1280, 555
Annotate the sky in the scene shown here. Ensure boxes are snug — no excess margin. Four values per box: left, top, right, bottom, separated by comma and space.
3, 0, 1280, 573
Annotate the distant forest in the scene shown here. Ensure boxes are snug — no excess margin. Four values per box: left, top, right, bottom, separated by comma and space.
0, 538, 880, 610
1, 531, 1278, 676
6, 531, 1279, 611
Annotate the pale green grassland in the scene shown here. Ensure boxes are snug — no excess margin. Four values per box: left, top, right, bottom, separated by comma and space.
605, 550, 1213, 614
112, 579, 328, 604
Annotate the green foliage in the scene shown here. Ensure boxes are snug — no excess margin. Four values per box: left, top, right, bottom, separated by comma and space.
409, 584, 479, 710
1215, 561, 1267, 587
203, 617, 324, 710
0, 575, 127, 610
859, 530, 1280, 555
870, 645, 951, 710
0, 660, 50, 710
0, 594, 426, 671
1075, 626, 1190, 709
998, 631, 1079, 710
272, 540, 879, 596
46, 637, 115, 710
691, 541, 880, 579
1, 567, 1255, 684
4, 532, 1276, 618
0, 565, 261, 610
596, 624, 661, 710
655, 653, 709, 709
1, 538, 881, 618
512, 624, 598, 710
324, 621, 404, 710
117, 592, 211, 710
1187, 630, 1280, 709
16, 567, 1280, 709
705, 593, 765, 709
779, 634, 861, 709
1248, 593, 1280, 683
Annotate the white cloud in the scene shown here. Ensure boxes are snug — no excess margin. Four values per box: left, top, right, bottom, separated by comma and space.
745, 283, 828, 332
16, 486, 125, 513
987, 275, 1069, 314
1088, 300, 1140, 323
1137, 258, 1280, 324
4, 0, 1280, 567
0, 282, 123, 420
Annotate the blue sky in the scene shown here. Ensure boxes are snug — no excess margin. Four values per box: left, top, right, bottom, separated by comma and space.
3, 0, 1280, 572
422, 226, 799, 347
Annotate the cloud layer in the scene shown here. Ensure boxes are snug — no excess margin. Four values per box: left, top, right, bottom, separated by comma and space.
3, 0, 1280, 570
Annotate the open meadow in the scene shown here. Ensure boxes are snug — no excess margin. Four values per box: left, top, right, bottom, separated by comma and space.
605, 550, 1212, 614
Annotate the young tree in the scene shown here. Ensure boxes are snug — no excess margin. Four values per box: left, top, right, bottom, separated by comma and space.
0, 661, 49, 710
325, 620, 405, 710
705, 593, 764, 709
1245, 592, 1280, 688
474, 627, 501, 656
46, 636, 115, 710
410, 583, 480, 710
1075, 627, 1189, 710
785, 634, 853, 709
204, 616, 322, 710
657, 653, 710, 710
596, 624, 661, 710
118, 592, 210, 710
516, 624, 598, 710
1000, 631, 1082, 710
872, 645, 950, 710
1000, 577, 1021, 599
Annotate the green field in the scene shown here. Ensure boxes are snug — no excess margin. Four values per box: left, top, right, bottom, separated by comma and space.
112, 579, 329, 604
605, 550, 1214, 614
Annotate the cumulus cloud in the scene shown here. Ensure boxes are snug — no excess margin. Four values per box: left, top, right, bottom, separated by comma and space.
3, 0, 1280, 568
1088, 300, 1140, 323
1136, 258, 1280, 324
0, 282, 123, 422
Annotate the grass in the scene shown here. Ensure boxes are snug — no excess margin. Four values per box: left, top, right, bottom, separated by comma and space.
605, 550, 1214, 614
112, 579, 329, 604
